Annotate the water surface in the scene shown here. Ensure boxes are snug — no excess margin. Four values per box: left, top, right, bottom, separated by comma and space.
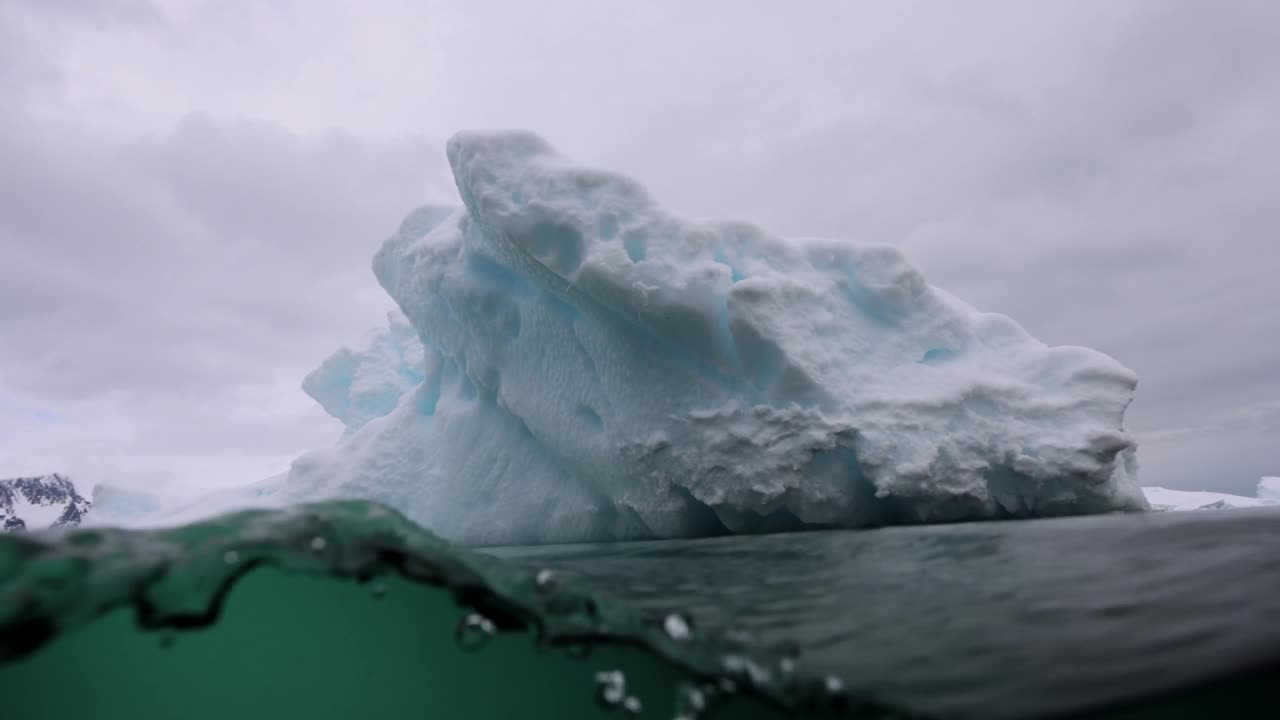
2, 502, 1277, 718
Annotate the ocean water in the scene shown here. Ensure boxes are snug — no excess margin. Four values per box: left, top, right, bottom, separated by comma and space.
1, 502, 1278, 719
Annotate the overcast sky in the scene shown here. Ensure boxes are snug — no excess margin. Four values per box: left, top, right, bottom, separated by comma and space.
1, 0, 1276, 497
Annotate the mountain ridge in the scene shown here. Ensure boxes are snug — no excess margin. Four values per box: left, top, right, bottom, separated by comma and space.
0, 474, 92, 532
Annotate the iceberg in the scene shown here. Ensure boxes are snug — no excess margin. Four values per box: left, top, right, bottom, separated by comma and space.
1142, 486, 1273, 512
1139, 476, 1280, 512
1259, 477, 1280, 504
83, 484, 166, 526
256, 130, 1147, 545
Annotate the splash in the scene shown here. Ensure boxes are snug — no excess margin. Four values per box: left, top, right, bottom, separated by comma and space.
0, 501, 862, 718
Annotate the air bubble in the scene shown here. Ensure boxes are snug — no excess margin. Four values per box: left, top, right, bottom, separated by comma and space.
455, 612, 496, 651
622, 696, 642, 715
824, 675, 845, 693
594, 669, 626, 707
663, 612, 691, 641
677, 683, 707, 713
371, 582, 387, 599
722, 654, 771, 684
309, 536, 327, 552
223, 550, 240, 564
535, 569, 556, 592
744, 658, 771, 684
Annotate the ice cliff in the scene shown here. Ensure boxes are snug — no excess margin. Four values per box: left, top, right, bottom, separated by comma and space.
1259, 477, 1280, 503
253, 130, 1147, 545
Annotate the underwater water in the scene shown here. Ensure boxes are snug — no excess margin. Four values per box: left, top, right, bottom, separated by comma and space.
1, 503, 1278, 719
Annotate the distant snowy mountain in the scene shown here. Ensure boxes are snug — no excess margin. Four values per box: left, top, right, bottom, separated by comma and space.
0, 474, 92, 531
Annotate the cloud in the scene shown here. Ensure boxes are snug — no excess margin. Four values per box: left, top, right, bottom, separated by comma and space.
0, 0, 1276, 496
0, 112, 448, 397
0, 101, 463, 488
0, 3, 459, 488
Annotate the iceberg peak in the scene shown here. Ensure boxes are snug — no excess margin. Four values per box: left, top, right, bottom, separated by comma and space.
302, 309, 426, 434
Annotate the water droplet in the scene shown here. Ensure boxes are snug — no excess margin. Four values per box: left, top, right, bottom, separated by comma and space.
455, 612, 496, 651
744, 658, 771, 685
678, 684, 707, 713
721, 654, 770, 685
371, 582, 387, 599
594, 669, 626, 707
223, 550, 240, 564
602, 685, 624, 705
535, 568, 556, 592
594, 669, 623, 685
310, 536, 327, 552
663, 612, 691, 641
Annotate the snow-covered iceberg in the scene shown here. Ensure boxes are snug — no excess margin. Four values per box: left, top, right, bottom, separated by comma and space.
1143, 478, 1280, 512
246, 130, 1146, 545
1142, 487, 1270, 512
1259, 477, 1280, 504
84, 484, 166, 526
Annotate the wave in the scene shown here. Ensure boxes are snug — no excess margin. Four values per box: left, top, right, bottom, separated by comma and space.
0, 500, 837, 719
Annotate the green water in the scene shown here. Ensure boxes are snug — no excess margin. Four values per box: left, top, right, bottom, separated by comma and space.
0, 502, 801, 719
2, 501, 1279, 718
1, 569, 778, 719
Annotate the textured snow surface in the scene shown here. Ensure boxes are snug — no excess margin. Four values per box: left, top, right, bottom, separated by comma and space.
302, 309, 426, 433
241, 130, 1144, 545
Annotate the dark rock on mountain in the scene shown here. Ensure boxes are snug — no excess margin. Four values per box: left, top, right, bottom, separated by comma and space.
0, 474, 92, 532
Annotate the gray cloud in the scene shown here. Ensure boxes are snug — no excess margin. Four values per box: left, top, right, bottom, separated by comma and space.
1, 0, 1276, 495
0, 112, 444, 398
